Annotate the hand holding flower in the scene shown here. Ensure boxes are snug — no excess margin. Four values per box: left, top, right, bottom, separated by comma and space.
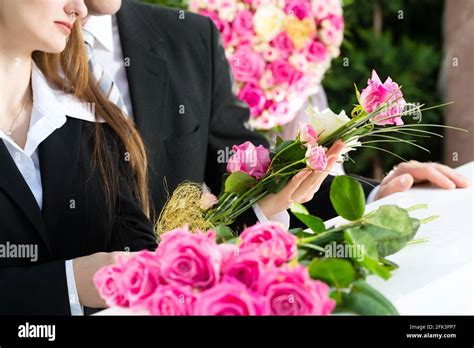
257, 140, 345, 217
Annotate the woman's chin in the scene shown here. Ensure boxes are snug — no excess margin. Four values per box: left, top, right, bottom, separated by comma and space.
41, 41, 68, 54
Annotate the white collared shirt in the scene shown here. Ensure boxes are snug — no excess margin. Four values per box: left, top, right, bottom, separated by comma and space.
0, 64, 99, 316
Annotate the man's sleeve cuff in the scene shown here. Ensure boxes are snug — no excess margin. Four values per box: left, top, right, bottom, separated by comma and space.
252, 204, 290, 230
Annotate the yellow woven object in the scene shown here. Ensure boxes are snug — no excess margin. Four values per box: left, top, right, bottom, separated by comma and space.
155, 182, 214, 236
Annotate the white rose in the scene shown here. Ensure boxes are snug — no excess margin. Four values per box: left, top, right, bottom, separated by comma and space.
253, 5, 285, 42
217, 0, 238, 22
306, 106, 351, 141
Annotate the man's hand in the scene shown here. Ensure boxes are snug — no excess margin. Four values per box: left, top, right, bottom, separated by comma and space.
375, 160, 470, 200
258, 141, 346, 217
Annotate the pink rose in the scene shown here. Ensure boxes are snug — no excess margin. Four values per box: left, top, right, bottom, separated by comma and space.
93, 264, 129, 308
199, 10, 233, 45
200, 192, 218, 211
231, 47, 265, 83
319, 19, 343, 47
257, 266, 336, 315
359, 70, 406, 125
284, 0, 312, 20
119, 251, 161, 308
312, 0, 342, 21
310, 280, 337, 315
306, 145, 327, 171
311, 0, 331, 20
305, 40, 328, 62
269, 59, 296, 85
157, 228, 222, 290
193, 277, 263, 315
233, 10, 254, 38
270, 32, 294, 58
220, 248, 263, 289
261, 46, 281, 62
239, 222, 297, 266
300, 124, 318, 146
238, 83, 267, 116
290, 70, 311, 94
268, 101, 294, 126
146, 285, 197, 315
226, 141, 270, 179
327, 14, 344, 31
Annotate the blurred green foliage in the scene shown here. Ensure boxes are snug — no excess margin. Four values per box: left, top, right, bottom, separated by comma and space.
142, 0, 187, 9
141, 0, 445, 177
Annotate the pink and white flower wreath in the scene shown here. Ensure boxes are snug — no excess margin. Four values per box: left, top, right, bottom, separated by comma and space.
189, 0, 344, 130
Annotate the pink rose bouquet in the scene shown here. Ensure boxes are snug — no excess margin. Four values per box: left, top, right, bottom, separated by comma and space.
94, 223, 336, 316
96, 172, 442, 315
189, 0, 344, 131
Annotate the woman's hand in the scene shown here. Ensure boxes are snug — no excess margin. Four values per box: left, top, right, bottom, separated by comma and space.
73, 251, 135, 308
258, 141, 346, 217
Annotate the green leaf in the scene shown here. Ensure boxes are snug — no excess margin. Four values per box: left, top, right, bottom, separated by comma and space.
224, 172, 257, 195
354, 83, 361, 105
309, 258, 356, 288
340, 280, 399, 315
330, 176, 366, 221
344, 228, 391, 280
360, 206, 420, 256
219, 173, 230, 194
214, 224, 236, 243
270, 141, 307, 168
275, 136, 285, 147
288, 227, 314, 239
290, 203, 326, 234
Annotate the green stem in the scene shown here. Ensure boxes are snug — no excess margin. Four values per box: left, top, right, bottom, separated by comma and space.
299, 221, 361, 244
406, 237, 430, 245
405, 204, 428, 212
419, 215, 439, 224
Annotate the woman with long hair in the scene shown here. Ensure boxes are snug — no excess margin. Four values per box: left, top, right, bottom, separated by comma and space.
0, 0, 156, 314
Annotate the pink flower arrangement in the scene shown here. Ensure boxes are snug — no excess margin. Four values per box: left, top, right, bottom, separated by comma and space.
189, 0, 344, 131
94, 223, 336, 316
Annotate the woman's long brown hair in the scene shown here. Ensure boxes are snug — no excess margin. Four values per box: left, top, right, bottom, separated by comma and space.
32, 21, 150, 219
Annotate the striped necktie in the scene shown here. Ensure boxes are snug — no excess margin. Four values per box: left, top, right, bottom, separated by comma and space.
82, 29, 128, 116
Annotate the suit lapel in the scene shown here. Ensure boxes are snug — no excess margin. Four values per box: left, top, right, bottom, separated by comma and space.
116, 2, 169, 158
0, 140, 51, 254
38, 118, 82, 253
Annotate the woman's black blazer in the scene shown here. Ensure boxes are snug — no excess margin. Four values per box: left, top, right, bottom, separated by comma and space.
0, 118, 158, 315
